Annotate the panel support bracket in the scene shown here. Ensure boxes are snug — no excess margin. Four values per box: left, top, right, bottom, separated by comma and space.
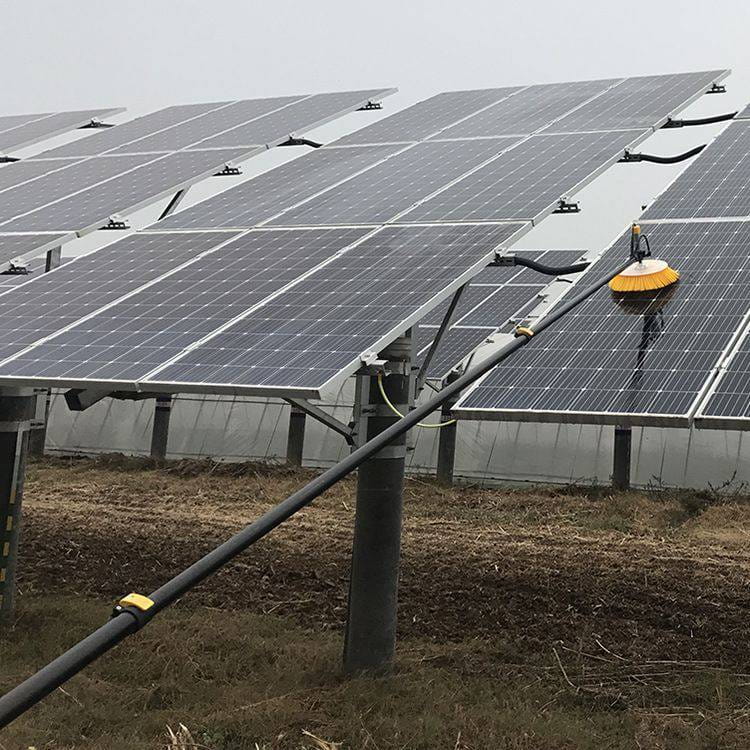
283, 397, 354, 446
706, 82, 726, 94
100, 214, 130, 230
79, 117, 116, 129
357, 101, 382, 111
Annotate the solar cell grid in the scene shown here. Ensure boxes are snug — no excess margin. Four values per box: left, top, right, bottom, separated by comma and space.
435, 78, 618, 138
158, 143, 404, 230
0, 228, 370, 382
269, 138, 521, 227
34, 102, 233, 159
643, 121, 750, 220
189, 90, 393, 150
334, 87, 523, 145
0, 159, 83, 195
110, 95, 303, 154
0, 234, 66, 265
0, 154, 158, 226
1, 148, 250, 232
400, 130, 645, 223
0, 232, 241, 362
549, 70, 725, 132
141, 223, 526, 392
418, 327, 495, 378
455, 221, 750, 425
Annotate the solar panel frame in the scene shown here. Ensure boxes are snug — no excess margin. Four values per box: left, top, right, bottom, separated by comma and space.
0, 234, 67, 265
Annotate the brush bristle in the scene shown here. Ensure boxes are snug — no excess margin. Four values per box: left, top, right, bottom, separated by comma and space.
609, 266, 679, 293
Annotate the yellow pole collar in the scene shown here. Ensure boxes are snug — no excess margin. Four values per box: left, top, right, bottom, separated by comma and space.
119, 593, 155, 612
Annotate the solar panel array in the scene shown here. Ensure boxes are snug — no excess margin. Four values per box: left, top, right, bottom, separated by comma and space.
0, 71, 728, 399
0, 89, 393, 264
0, 107, 123, 154
456, 104, 750, 428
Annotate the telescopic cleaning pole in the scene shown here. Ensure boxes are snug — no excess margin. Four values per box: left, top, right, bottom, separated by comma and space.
0, 255, 633, 730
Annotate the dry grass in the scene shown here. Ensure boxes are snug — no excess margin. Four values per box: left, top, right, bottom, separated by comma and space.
2, 456, 750, 748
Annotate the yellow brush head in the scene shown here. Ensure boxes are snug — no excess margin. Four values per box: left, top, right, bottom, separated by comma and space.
608, 258, 680, 293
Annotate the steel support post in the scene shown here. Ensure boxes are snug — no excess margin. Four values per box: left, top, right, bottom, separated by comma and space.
0, 388, 36, 624
344, 334, 413, 675
286, 405, 306, 466
436, 372, 460, 485
612, 425, 632, 491
149, 395, 172, 461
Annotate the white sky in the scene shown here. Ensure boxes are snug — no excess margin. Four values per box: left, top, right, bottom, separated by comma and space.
1, 0, 749, 256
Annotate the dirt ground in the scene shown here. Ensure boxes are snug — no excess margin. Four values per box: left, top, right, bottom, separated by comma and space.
3, 456, 750, 749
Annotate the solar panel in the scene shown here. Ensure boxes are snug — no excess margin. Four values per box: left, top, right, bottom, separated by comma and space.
144, 223, 527, 393
159, 143, 405, 230
35, 102, 235, 158
697, 335, 750, 427
455, 221, 750, 426
0, 232, 242, 360
0, 108, 123, 153
109, 96, 304, 153
418, 327, 495, 378
642, 122, 750, 220
334, 88, 523, 145
548, 70, 726, 132
399, 130, 646, 223
434, 79, 618, 138
268, 138, 521, 226
0, 158, 83, 194
0, 223, 526, 395
0, 154, 158, 226
737, 104, 750, 120
0, 234, 66, 265
186, 90, 395, 150
0, 148, 250, 233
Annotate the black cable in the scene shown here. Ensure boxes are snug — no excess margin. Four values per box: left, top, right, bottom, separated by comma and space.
662, 112, 737, 128
619, 144, 706, 164
512, 255, 589, 276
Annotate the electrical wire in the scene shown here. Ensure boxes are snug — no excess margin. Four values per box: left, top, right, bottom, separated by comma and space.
376, 371, 455, 428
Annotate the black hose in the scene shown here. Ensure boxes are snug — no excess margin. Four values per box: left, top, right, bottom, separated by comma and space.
512, 255, 589, 276
0, 257, 631, 730
619, 144, 706, 164
662, 112, 737, 128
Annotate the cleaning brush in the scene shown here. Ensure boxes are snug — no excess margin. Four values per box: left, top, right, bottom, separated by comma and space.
608, 224, 680, 293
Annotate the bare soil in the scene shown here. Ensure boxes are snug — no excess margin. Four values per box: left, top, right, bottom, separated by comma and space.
3, 456, 750, 749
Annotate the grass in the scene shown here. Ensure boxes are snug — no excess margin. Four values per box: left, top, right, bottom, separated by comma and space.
2, 456, 750, 748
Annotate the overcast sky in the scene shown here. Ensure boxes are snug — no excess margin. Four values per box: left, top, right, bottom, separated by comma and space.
2, 0, 749, 255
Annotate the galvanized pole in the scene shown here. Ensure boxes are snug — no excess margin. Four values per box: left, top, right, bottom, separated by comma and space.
0, 388, 36, 624
149, 396, 172, 461
344, 333, 413, 674
612, 425, 632, 490
286, 405, 306, 466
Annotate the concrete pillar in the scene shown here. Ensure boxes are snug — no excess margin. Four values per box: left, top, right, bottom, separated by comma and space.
344, 334, 413, 675
286, 406, 306, 466
0, 388, 36, 624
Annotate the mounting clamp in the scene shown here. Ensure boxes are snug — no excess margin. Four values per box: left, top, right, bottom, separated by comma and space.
357, 101, 382, 111
706, 82, 726, 94
553, 197, 580, 214
0, 154, 20, 163
80, 117, 116, 129
2, 258, 29, 276
101, 214, 130, 230
214, 163, 242, 176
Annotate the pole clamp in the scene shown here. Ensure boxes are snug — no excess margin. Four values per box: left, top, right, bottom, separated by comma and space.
112, 592, 155, 629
